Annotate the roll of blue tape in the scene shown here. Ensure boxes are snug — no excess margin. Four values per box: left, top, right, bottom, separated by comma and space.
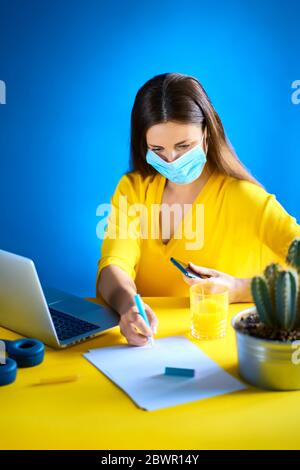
0, 357, 17, 386
5, 339, 45, 368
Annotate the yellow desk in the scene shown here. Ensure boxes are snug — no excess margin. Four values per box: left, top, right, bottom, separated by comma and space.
1, 297, 300, 450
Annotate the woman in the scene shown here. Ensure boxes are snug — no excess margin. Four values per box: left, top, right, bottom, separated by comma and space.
96, 72, 300, 347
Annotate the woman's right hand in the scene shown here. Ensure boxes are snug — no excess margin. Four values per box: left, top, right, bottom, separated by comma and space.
119, 301, 158, 346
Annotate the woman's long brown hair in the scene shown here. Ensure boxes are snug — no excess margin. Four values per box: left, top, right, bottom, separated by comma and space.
129, 72, 263, 187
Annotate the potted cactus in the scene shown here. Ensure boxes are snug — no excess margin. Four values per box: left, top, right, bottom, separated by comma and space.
232, 237, 300, 390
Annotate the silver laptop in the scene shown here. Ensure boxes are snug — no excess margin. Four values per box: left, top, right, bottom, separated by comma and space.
0, 249, 120, 348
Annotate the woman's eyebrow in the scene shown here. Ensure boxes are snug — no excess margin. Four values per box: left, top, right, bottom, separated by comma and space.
149, 139, 189, 147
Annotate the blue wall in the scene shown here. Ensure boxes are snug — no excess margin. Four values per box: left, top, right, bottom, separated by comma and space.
0, 0, 299, 297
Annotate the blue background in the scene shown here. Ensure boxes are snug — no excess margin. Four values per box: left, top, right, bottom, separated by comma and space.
0, 0, 299, 297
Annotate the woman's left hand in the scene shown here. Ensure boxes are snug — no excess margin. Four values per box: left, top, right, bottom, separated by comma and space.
182, 262, 240, 303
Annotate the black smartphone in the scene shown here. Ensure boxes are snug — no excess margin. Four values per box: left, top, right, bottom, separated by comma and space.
170, 257, 210, 279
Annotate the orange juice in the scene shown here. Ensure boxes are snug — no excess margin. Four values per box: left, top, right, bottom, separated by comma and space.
190, 283, 229, 340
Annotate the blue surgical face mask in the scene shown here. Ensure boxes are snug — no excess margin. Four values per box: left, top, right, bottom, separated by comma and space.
145, 135, 206, 185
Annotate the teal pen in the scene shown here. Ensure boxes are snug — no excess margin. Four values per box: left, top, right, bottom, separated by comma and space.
134, 293, 154, 347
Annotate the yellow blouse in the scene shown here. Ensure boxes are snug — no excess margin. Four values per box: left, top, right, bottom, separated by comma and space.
97, 168, 300, 297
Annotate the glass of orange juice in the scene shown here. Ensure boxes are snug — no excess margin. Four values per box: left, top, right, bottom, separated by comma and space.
189, 281, 229, 340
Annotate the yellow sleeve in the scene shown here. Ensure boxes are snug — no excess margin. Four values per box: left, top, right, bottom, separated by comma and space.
258, 192, 300, 262
96, 171, 143, 286
230, 178, 300, 262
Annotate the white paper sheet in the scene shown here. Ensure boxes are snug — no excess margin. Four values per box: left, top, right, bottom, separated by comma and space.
83, 335, 247, 411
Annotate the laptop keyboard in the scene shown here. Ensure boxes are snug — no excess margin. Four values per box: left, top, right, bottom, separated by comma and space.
49, 308, 100, 341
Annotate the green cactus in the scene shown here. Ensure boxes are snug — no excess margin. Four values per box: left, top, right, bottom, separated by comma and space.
264, 263, 282, 313
250, 237, 300, 331
286, 238, 300, 272
251, 276, 276, 328
286, 238, 300, 328
275, 271, 298, 330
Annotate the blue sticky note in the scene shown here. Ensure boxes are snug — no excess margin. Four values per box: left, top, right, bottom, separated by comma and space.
165, 367, 195, 377
83, 336, 247, 411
